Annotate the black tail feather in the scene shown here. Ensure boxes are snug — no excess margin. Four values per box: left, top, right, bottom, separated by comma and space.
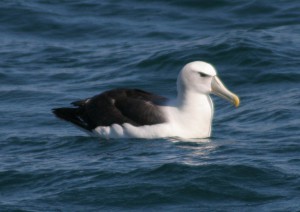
52, 107, 92, 131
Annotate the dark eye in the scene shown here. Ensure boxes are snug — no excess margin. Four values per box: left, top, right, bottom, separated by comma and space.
199, 72, 209, 77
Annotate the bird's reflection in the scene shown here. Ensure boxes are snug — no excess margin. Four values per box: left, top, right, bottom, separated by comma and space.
166, 137, 217, 166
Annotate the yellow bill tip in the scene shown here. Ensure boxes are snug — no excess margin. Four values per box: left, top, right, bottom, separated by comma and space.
233, 95, 240, 107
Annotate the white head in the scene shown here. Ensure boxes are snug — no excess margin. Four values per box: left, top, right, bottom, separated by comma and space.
177, 61, 240, 107
177, 61, 217, 94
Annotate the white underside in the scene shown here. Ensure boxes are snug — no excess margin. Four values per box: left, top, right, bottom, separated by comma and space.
92, 93, 214, 139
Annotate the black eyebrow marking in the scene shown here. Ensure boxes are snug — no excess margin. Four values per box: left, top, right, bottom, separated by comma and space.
199, 72, 209, 77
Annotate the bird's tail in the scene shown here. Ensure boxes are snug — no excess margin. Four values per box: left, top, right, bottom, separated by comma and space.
52, 107, 91, 131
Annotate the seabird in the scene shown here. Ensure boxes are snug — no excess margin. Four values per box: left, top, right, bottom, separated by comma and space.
53, 61, 240, 139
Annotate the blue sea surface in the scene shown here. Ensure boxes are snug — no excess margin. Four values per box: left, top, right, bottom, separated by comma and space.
1, 0, 300, 211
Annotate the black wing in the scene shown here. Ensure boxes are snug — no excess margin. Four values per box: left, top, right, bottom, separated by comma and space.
53, 88, 168, 131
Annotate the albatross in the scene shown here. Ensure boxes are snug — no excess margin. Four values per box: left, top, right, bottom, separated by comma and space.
53, 61, 240, 139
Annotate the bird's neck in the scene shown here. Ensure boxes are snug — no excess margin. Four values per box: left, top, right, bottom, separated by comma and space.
177, 90, 212, 111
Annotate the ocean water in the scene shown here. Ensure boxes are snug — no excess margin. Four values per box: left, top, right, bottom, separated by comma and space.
1, 0, 300, 211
